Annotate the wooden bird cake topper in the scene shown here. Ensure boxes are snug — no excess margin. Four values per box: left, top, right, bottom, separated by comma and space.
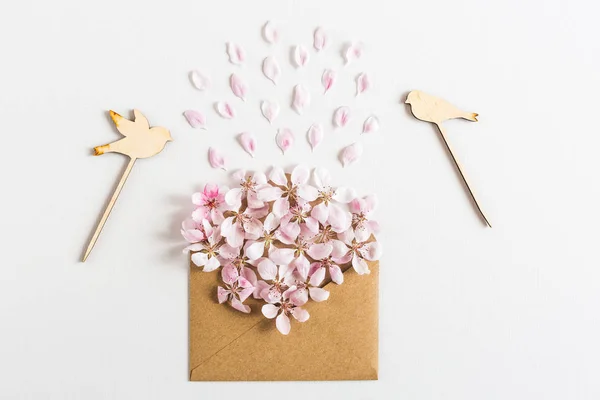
405, 90, 491, 227
82, 110, 173, 262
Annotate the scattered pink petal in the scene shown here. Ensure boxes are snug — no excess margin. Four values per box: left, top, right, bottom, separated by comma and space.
343, 42, 364, 65
340, 142, 363, 167
226, 42, 245, 65
262, 56, 281, 85
356, 72, 371, 96
189, 70, 210, 91
292, 84, 310, 115
230, 73, 247, 101
262, 21, 279, 44
293, 45, 310, 68
333, 106, 351, 128
215, 101, 236, 119
238, 132, 257, 158
276, 128, 295, 155
322, 69, 336, 94
307, 123, 323, 151
183, 110, 207, 129
208, 147, 227, 170
362, 115, 380, 134
313, 27, 327, 51
260, 100, 280, 124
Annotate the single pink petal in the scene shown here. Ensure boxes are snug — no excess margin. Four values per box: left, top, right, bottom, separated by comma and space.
189, 70, 210, 91
307, 123, 324, 152
330, 239, 349, 259
313, 27, 327, 51
191, 252, 208, 267
291, 165, 310, 185
343, 42, 364, 65
230, 297, 251, 313
225, 188, 242, 207
311, 203, 329, 225
221, 264, 239, 285
355, 226, 371, 243
307, 242, 333, 260
208, 147, 226, 170
216, 101, 236, 119
291, 307, 310, 322
297, 184, 319, 202
276, 128, 295, 154
356, 72, 371, 96
269, 166, 287, 186
245, 240, 265, 261
258, 258, 278, 280
292, 84, 310, 115
289, 287, 309, 306
293, 45, 310, 67
340, 142, 363, 167
263, 213, 280, 233
253, 280, 270, 299
262, 304, 279, 319
329, 264, 344, 284
262, 56, 281, 85
360, 242, 383, 261
352, 254, 371, 275
309, 287, 330, 302
329, 203, 352, 233
272, 197, 290, 217
217, 286, 229, 304
337, 228, 355, 246
226, 42, 245, 65
276, 313, 291, 335
238, 132, 257, 158
226, 223, 245, 247
362, 116, 380, 135
321, 69, 336, 94
257, 186, 284, 202
309, 265, 326, 286
183, 110, 207, 129
278, 220, 300, 243
262, 21, 279, 44
313, 167, 332, 188
269, 248, 296, 265
333, 106, 351, 128
260, 100, 280, 124
230, 73, 247, 101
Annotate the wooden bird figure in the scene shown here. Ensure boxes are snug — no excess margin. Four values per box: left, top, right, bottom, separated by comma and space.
83, 109, 173, 262
405, 90, 491, 227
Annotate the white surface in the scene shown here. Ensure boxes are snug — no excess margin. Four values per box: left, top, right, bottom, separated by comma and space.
1, 0, 599, 398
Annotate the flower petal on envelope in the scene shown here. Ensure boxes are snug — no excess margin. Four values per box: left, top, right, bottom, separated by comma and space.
292, 84, 310, 115
311, 202, 329, 225
360, 241, 382, 261
269, 166, 288, 186
293, 45, 309, 67
262, 56, 281, 85
262, 21, 279, 43
340, 142, 363, 167
289, 287, 308, 306
221, 264, 239, 285
191, 252, 208, 267
262, 304, 279, 319
226, 42, 245, 65
189, 70, 210, 91
272, 197, 290, 217
216, 101, 236, 119
264, 213, 280, 233
208, 147, 226, 170
356, 72, 371, 96
328, 203, 352, 232
313, 27, 327, 51
297, 184, 318, 202
307, 123, 324, 151
260, 100, 280, 124
276, 128, 295, 154
321, 69, 336, 94
291, 164, 310, 185
276, 313, 291, 334
352, 254, 371, 275
238, 132, 256, 158
309, 266, 326, 286
291, 307, 310, 322
183, 110, 207, 129
309, 287, 330, 302
333, 106, 351, 128
258, 186, 284, 202
245, 240, 265, 261
230, 73, 247, 101
269, 248, 296, 265
362, 115, 379, 134
230, 297, 251, 313
217, 286, 229, 304
258, 258, 278, 280
307, 243, 333, 260
203, 256, 220, 272
329, 264, 344, 284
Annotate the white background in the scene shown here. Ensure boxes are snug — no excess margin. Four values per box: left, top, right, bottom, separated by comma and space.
1, 0, 599, 398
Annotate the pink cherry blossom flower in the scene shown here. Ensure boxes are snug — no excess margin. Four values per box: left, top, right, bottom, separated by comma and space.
337, 229, 382, 275
261, 286, 310, 335
188, 220, 225, 272
269, 235, 333, 279
181, 217, 209, 244
286, 262, 330, 305
277, 201, 319, 242
255, 258, 293, 303
220, 205, 269, 247
248, 212, 280, 256
225, 170, 269, 209
257, 165, 318, 218
349, 194, 381, 242
310, 168, 354, 233
191, 183, 228, 224
218, 264, 254, 313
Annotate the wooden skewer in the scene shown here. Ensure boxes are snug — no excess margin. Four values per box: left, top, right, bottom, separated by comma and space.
83, 158, 136, 262
435, 124, 491, 227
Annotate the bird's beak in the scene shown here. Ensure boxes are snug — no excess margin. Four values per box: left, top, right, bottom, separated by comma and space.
404, 99, 410, 104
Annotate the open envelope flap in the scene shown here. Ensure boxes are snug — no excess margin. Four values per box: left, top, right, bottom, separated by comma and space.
189, 261, 379, 381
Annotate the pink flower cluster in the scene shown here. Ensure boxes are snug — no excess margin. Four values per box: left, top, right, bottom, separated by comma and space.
182, 165, 382, 335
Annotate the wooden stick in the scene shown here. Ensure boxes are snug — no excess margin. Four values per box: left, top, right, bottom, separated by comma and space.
435, 124, 492, 227
82, 157, 137, 261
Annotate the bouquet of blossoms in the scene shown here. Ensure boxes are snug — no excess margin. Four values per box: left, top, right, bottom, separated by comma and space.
181, 165, 382, 335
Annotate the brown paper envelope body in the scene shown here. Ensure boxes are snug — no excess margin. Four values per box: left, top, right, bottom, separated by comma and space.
189, 260, 379, 381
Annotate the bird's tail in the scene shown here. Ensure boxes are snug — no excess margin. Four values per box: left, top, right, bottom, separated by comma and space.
463, 112, 478, 122
93, 144, 110, 155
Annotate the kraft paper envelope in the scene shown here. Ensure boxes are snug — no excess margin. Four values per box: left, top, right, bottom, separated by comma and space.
189, 259, 379, 381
